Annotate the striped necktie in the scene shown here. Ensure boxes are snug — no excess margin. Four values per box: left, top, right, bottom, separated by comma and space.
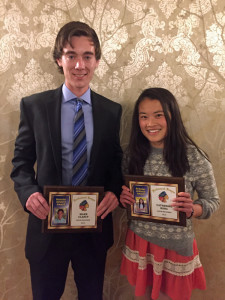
72, 98, 88, 186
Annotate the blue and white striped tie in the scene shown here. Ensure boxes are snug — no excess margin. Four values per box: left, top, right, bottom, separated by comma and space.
72, 98, 88, 186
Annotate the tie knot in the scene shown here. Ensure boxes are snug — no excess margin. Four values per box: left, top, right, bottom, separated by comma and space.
76, 98, 83, 112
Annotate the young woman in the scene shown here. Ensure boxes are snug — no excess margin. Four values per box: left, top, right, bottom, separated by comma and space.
139, 198, 145, 210
120, 88, 220, 300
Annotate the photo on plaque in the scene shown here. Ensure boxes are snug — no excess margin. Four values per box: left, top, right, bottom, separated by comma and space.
133, 184, 150, 216
51, 194, 70, 226
125, 175, 186, 226
42, 186, 104, 233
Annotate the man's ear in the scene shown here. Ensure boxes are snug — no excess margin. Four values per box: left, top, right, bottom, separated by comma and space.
56, 58, 62, 67
95, 59, 100, 69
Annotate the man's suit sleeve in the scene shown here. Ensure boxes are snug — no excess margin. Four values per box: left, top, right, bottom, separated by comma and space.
106, 103, 124, 199
11, 98, 41, 210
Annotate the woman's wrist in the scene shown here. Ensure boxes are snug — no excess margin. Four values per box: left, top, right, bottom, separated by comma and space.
187, 208, 194, 219
187, 204, 203, 219
192, 204, 203, 218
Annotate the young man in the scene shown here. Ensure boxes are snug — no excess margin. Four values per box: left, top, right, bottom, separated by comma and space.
55, 209, 66, 224
11, 21, 123, 300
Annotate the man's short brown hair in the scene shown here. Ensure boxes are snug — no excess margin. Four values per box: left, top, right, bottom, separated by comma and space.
53, 21, 101, 74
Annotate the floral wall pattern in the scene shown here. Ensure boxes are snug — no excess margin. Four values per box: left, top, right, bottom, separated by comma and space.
0, 0, 225, 299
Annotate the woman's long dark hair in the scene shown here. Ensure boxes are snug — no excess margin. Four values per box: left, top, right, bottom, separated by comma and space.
128, 88, 208, 177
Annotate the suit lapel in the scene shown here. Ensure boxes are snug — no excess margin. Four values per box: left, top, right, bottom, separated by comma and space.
44, 87, 63, 183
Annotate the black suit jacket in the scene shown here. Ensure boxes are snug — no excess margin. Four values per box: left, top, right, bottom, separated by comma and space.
11, 86, 123, 262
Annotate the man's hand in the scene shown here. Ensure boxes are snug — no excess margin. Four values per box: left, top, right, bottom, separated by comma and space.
26, 192, 50, 219
97, 191, 119, 219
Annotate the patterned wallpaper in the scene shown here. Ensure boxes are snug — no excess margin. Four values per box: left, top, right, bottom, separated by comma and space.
1, 0, 225, 299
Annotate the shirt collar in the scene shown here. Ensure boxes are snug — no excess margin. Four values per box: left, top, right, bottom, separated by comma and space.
62, 84, 91, 105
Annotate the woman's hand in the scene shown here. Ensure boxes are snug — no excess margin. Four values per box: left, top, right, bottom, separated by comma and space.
171, 192, 194, 218
120, 185, 135, 208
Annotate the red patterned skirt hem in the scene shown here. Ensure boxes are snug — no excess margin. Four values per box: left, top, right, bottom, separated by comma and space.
120, 229, 206, 300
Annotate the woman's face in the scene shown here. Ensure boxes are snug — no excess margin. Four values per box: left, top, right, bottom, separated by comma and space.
138, 98, 168, 148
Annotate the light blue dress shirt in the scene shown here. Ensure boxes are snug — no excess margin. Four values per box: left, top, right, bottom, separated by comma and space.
61, 84, 93, 185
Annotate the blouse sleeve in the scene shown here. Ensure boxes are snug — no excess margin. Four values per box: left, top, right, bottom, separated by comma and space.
188, 147, 220, 219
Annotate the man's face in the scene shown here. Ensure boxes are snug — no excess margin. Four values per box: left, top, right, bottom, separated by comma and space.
57, 36, 100, 97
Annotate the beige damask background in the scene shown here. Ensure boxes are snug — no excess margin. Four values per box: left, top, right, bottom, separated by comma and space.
0, 0, 225, 299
